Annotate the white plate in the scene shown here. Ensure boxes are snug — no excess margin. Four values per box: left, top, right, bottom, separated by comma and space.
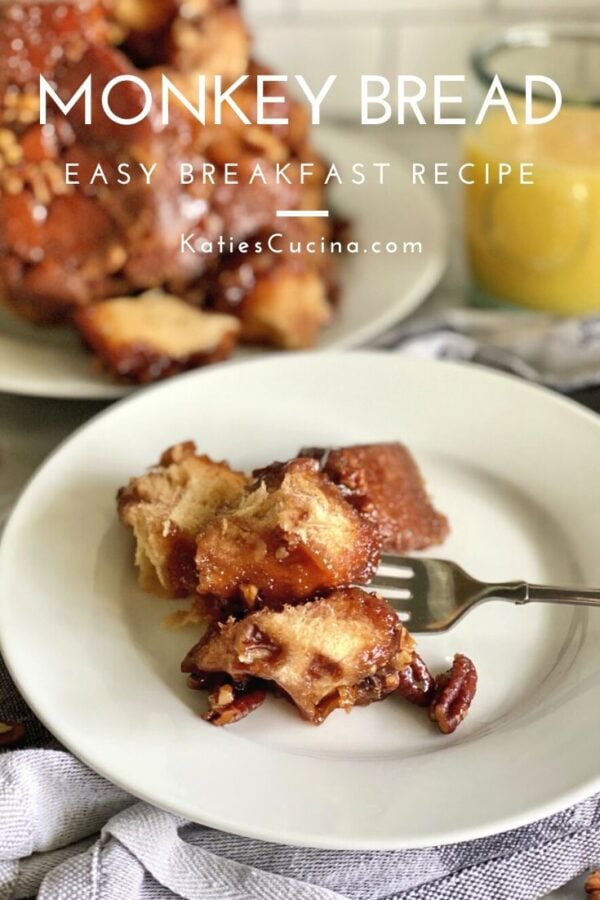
3, 353, 599, 850
0, 127, 447, 399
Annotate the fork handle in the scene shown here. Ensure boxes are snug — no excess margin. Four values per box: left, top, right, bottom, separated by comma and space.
491, 582, 600, 607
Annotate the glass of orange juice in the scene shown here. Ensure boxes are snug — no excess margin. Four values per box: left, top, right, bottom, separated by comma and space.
465, 25, 600, 315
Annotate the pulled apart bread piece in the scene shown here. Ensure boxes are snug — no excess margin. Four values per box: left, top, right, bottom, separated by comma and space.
183, 588, 416, 725
118, 442, 248, 597
194, 459, 382, 608
212, 259, 331, 351
301, 443, 449, 553
205, 227, 333, 350
74, 292, 240, 384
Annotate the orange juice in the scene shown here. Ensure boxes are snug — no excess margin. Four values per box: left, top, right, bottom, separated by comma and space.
465, 104, 600, 314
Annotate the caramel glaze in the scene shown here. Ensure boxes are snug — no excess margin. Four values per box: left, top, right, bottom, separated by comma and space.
195, 459, 382, 609
74, 329, 238, 384
182, 588, 416, 726
202, 218, 340, 318
300, 443, 449, 553
0, 2, 328, 331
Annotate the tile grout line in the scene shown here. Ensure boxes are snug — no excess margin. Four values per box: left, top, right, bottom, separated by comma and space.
377, 12, 399, 76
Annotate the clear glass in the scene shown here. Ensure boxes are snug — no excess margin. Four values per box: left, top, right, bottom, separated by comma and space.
465, 24, 600, 315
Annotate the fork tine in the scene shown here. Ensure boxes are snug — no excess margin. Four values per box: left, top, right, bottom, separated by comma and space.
380, 554, 416, 567
409, 561, 432, 603
369, 574, 413, 592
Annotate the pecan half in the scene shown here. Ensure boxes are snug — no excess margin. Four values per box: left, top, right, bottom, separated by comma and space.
586, 870, 600, 899
397, 653, 435, 707
0, 721, 26, 748
203, 686, 266, 727
429, 654, 477, 735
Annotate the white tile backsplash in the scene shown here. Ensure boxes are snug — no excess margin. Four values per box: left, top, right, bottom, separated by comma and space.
243, 0, 289, 19
297, 0, 485, 10
242, 0, 600, 118
252, 23, 383, 118
395, 22, 492, 82
498, 0, 595, 7
385, 22, 494, 119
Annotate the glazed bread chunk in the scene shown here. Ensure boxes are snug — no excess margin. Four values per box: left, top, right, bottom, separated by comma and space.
208, 255, 332, 350
170, 4, 250, 84
223, 263, 331, 350
109, 0, 250, 82
107, 0, 175, 37
301, 443, 449, 553
118, 442, 248, 597
0, 4, 315, 327
74, 292, 240, 384
195, 459, 382, 607
183, 588, 416, 724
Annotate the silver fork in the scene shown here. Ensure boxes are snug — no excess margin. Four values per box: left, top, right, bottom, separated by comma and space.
370, 555, 600, 633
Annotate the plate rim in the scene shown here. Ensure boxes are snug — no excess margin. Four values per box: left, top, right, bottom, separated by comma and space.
1, 351, 599, 850
0, 126, 448, 400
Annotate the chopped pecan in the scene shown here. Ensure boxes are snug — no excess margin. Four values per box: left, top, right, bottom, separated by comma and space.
586, 870, 600, 899
397, 653, 435, 707
184, 667, 253, 695
353, 670, 401, 705
240, 583, 260, 608
239, 625, 282, 664
203, 686, 266, 727
186, 670, 228, 692
429, 654, 477, 735
0, 721, 26, 747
